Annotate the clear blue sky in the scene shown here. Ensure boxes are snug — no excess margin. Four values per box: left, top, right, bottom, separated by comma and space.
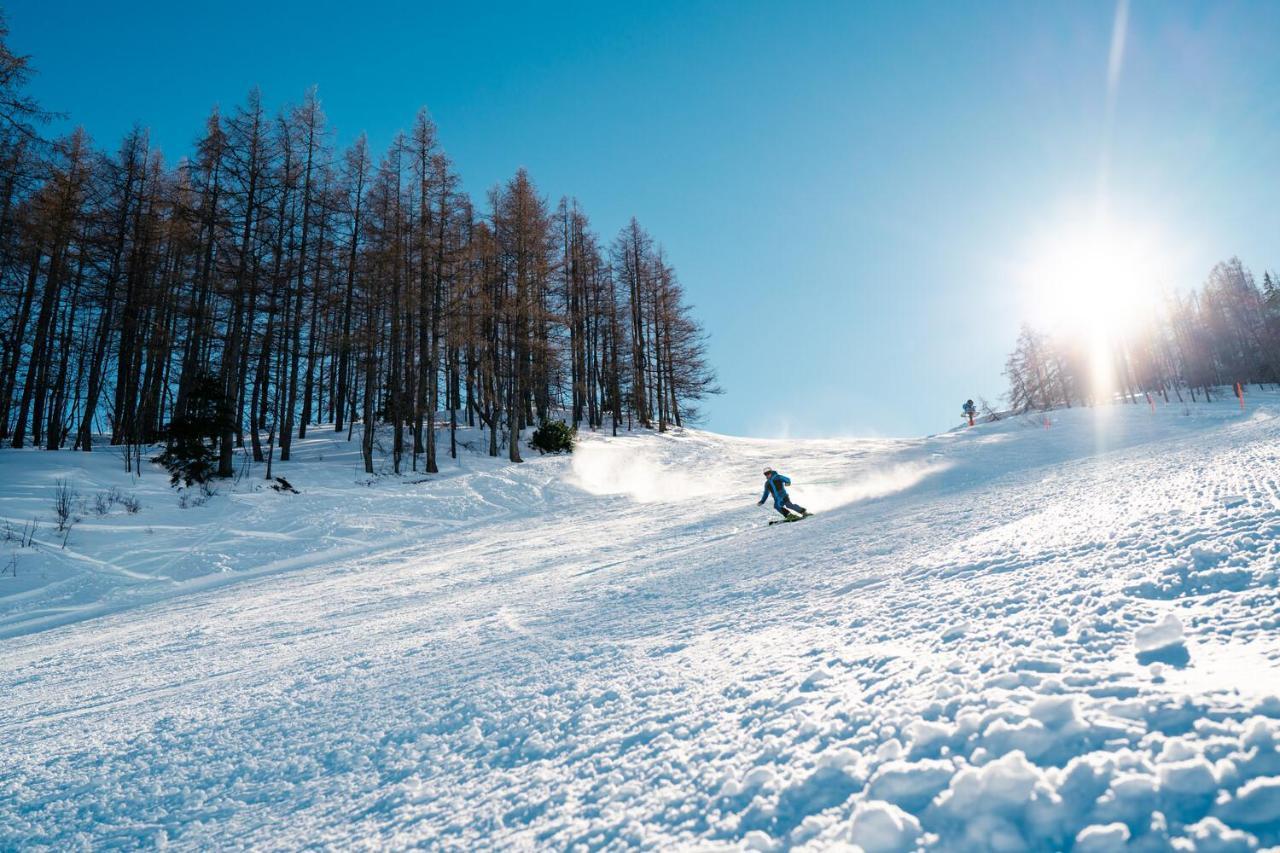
9, 1, 1280, 437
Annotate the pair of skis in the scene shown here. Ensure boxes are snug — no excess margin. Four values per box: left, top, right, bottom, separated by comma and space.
768, 513, 813, 526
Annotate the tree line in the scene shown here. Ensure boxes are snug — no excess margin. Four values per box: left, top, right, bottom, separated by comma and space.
1004, 256, 1280, 412
0, 22, 718, 479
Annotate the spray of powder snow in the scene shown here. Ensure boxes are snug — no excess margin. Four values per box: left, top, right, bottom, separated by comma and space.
570, 441, 731, 503
797, 460, 949, 512
573, 440, 946, 510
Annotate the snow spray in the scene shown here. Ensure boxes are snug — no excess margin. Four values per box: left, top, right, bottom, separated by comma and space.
799, 460, 949, 513
570, 441, 727, 503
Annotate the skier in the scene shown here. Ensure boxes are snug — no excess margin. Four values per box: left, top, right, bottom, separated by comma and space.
963, 399, 977, 427
759, 467, 809, 521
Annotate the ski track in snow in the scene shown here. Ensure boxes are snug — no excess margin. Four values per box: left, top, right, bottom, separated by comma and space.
2, 398, 1280, 850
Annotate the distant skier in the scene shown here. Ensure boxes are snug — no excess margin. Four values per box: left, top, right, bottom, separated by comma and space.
963, 399, 977, 427
759, 467, 809, 520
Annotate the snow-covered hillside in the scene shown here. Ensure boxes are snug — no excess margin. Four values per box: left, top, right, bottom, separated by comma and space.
3, 396, 1280, 850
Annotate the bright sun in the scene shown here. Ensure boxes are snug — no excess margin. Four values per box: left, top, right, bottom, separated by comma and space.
1022, 217, 1169, 399
1028, 220, 1165, 338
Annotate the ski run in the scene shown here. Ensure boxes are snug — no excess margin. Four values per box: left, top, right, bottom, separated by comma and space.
3, 392, 1280, 851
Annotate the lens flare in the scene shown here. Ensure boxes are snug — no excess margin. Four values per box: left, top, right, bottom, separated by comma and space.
1023, 218, 1166, 401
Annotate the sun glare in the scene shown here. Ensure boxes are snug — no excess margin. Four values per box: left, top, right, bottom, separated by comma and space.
1023, 218, 1167, 400
1029, 222, 1163, 335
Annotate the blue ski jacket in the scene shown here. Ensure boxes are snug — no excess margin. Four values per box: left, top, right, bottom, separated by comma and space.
759, 473, 792, 508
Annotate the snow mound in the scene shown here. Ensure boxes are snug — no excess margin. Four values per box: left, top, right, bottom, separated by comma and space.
846, 799, 922, 852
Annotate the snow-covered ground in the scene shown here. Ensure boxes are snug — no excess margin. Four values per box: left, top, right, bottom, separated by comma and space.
3, 394, 1280, 850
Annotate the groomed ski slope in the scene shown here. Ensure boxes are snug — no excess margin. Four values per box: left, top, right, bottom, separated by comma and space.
3, 395, 1280, 851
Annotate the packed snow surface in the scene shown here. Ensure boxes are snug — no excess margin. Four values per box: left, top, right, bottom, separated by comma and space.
3, 394, 1280, 850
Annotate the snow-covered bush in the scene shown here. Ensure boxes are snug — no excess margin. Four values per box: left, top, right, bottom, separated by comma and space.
530, 419, 575, 455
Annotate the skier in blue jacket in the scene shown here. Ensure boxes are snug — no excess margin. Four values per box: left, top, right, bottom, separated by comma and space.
759, 467, 809, 520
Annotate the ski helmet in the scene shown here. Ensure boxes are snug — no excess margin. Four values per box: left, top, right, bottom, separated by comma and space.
763, 467, 773, 475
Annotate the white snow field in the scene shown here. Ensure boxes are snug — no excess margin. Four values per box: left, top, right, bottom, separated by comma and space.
3, 394, 1280, 851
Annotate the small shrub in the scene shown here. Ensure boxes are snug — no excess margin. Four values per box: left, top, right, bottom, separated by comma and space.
0, 520, 20, 545
180, 481, 218, 509
529, 419, 575, 455
92, 486, 141, 515
10, 518, 37, 548
156, 371, 226, 487
157, 431, 217, 487
53, 480, 78, 532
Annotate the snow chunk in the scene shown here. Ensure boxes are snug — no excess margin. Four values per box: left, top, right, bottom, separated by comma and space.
905, 719, 952, 757
846, 799, 922, 853
1156, 736, 1200, 763
1028, 694, 1081, 730
1156, 756, 1218, 795
721, 764, 781, 799
800, 668, 834, 692
743, 765, 779, 792
742, 829, 778, 851
817, 747, 863, 773
935, 750, 1049, 817
866, 759, 955, 810
981, 716, 1054, 760
1216, 776, 1280, 827
1241, 716, 1279, 751
1182, 816, 1258, 852
1073, 822, 1130, 852
1013, 656, 1061, 673
1135, 613, 1185, 654
1093, 773, 1159, 827
875, 738, 903, 762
